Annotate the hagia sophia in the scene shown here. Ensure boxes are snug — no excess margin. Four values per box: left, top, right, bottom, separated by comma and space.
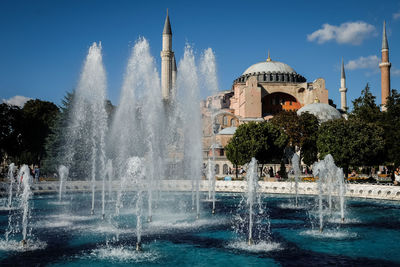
160, 13, 392, 176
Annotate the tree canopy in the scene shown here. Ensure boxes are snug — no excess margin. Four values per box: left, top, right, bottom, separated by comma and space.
225, 121, 288, 176
270, 110, 319, 166
382, 89, 400, 166
0, 100, 59, 166
350, 83, 381, 124
317, 118, 385, 174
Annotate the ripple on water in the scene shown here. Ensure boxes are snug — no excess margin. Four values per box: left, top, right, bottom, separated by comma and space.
0, 206, 19, 211
227, 241, 282, 253
36, 220, 73, 228
0, 239, 47, 252
326, 217, 361, 224
150, 217, 228, 232
277, 203, 308, 210
47, 201, 70, 205
87, 245, 159, 262
47, 214, 95, 222
300, 229, 358, 239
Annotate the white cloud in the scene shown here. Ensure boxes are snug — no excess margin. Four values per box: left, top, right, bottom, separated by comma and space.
1, 95, 31, 107
392, 68, 400, 76
345, 55, 379, 70
307, 21, 376, 45
393, 11, 400, 20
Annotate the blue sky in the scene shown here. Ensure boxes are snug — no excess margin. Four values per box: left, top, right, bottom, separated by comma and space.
0, 0, 399, 110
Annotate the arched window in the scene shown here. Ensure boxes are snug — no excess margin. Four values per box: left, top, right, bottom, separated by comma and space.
231, 119, 236, 127
215, 164, 220, 175
223, 164, 229, 175
223, 116, 228, 125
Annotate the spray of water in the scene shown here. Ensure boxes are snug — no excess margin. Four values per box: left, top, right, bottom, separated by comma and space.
200, 48, 219, 214
312, 154, 347, 232
7, 163, 16, 208
178, 44, 202, 219
246, 158, 258, 245
291, 154, 300, 207
58, 165, 69, 202
18, 165, 32, 244
67, 42, 108, 215
106, 159, 113, 200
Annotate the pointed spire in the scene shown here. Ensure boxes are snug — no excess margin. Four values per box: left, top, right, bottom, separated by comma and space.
382, 20, 388, 50
266, 50, 271, 62
341, 58, 346, 79
163, 9, 172, 35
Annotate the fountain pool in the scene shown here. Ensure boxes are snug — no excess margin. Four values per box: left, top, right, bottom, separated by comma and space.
0, 192, 399, 266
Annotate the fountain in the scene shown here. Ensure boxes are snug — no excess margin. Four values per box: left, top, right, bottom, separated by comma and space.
58, 165, 68, 202
312, 154, 347, 232
246, 158, 259, 245
291, 154, 300, 207
206, 158, 216, 214
18, 165, 32, 246
200, 48, 219, 214
123, 157, 146, 251
106, 159, 113, 200
65, 42, 108, 216
178, 45, 202, 219
7, 163, 15, 208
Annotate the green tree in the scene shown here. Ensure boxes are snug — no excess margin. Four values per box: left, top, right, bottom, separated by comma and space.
350, 83, 381, 124
225, 122, 258, 178
225, 121, 288, 177
298, 112, 319, 166
19, 99, 59, 165
0, 103, 23, 163
270, 110, 319, 166
254, 122, 288, 167
42, 92, 116, 178
382, 89, 400, 166
270, 111, 301, 149
317, 118, 385, 176
42, 93, 74, 174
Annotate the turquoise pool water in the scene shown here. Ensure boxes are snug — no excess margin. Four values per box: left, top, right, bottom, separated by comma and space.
0, 192, 399, 266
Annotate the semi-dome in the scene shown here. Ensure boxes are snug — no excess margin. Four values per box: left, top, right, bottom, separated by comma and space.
218, 127, 237, 135
297, 102, 342, 123
242, 61, 296, 75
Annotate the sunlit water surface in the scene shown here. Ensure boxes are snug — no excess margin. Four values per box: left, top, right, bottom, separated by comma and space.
0, 192, 399, 266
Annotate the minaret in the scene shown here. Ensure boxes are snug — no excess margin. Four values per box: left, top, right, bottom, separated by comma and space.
379, 21, 391, 111
171, 55, 177, 100
161, 9, 174, 100
339, 58, 348, 111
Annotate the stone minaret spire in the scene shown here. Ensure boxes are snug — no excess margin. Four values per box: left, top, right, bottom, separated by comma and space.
339, 58, 348, 111
161, 9, 174, 100
379, 20, 391, 111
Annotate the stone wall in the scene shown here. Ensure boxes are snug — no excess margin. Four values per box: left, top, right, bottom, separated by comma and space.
1, 180, 400, 201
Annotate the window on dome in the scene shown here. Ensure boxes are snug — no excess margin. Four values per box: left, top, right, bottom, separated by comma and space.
223, 116, 227, 125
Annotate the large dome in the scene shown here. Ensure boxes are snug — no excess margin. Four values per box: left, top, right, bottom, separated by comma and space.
297, 103, 342, 123
234, 58, 306, 84
242, 60, 296, 75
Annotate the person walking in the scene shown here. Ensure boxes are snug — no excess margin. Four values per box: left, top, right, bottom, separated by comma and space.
34, 166, 40, 183
394, 167, 400, 185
